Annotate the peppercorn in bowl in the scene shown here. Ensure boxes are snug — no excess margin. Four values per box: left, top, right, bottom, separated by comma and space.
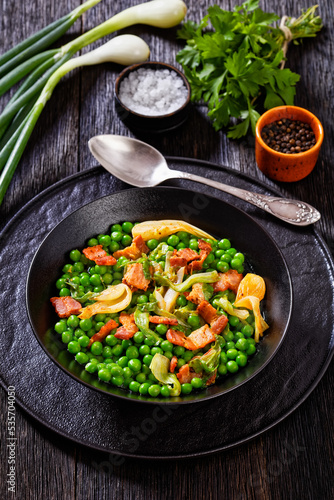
26, 187, 293, 404
255, 105, 324, 182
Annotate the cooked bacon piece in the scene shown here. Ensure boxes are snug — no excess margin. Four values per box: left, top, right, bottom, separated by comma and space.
82, 245, 116, 266
113, 235, 149, 260
176, 363, 199, 384
205, 370, 217, 386
167, 325, 215, 350
187, 324, 216, 349
170, 356, 178, 373
149, 316, 178, 325
186, 283, 205, 305
197, 300, 228, 335
114, 312, 138, 339
197, 300, 218, 324
170, 247, 200, 267
187, 239, 212, 273
166, 329, 189, 347
95, 255, 118, 266
122, 262, 151, 292
50, 296, 82, 318
213, 269, 243, 294
210, 314, 228, 334
88, 319, 119, 347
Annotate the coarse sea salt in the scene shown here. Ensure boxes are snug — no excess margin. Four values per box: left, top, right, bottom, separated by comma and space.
118, 67, 188, 116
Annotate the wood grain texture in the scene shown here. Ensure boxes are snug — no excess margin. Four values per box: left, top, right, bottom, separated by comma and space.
0, 1, 333, 499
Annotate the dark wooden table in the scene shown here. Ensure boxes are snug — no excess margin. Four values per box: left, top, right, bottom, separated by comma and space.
1, 1, 333, 499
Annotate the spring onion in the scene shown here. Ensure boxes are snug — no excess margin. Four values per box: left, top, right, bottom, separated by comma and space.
0, 0, 188, 205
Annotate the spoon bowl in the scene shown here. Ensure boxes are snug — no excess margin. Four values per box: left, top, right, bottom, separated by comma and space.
88, 135, 321, 226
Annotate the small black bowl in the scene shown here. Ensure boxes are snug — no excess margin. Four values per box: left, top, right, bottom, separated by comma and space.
115, 61, 191, 134
26, 187, 293, 404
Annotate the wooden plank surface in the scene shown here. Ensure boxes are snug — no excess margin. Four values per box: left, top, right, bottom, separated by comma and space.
0, 1, 333, 499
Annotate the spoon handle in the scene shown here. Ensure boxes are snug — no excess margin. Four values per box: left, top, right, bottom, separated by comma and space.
175, 170, 320, 226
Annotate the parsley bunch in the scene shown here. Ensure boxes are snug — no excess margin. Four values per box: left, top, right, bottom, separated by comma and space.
176, 1, 322, 138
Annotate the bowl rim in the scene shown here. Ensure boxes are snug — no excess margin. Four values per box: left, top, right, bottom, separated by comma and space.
115, 61, 191, 118
26, 186, 293, 405
255, 105, 324, 159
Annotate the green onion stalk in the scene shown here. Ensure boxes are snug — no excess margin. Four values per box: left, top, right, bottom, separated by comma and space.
0, 0, 187, 205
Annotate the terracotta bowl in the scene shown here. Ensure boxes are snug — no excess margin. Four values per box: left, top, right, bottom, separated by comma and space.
255, 106, 324, 182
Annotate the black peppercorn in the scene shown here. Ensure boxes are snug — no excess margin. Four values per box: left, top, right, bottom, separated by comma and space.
261, 119, 316, 154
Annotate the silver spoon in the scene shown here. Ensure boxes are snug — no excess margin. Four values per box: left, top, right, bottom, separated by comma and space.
88, 135, 321, 227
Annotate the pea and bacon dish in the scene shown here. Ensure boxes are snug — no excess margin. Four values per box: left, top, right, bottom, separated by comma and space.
50, 220, 269, 398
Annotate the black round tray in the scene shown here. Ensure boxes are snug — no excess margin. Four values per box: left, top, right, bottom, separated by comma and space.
0, 158, 333, 459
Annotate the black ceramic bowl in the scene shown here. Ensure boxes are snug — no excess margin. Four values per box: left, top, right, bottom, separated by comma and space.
115, 61, 191, 134
26, 187, 292, 404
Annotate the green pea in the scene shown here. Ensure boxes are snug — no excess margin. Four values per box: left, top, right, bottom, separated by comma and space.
61, 331, 73, 344
246, 344, 257, 356
102, 346, 113, 358
56, 278, 66, 289
174, 346, 185, 357
176, 242, 186, 250
59, 287, 71, 297
221, 253, 232, 263
236, 354, 248, 367
226, 348, 238, 360
133, 331, 144, 344
226, 360, 239, 373
68, 341, 81, 354
161, 340, 173, 352
122, 234, 132, 247
126, 346, 139, 359
216, 261, 229, 273
183, 350, 194, 363
99, 234, 111, 246
80, 319, 92, 332
75, 352, 89, 365
218, 363, 227, 375
187, 314, 201, 329
79, 273, 91, 286
73, 261, 84, 273
227, 247, 237, 256
139, 344, 150, 356
111, 231, 123, 242
89, 274, 101, 286
167, 234, 180, 247
111, 376, 124, 387
88, 238, 98, 247
85, 362, 98, 373
150, 347, 163, 355
231, 258, 242, 270
122, 221, 133, 234
90, 341, 103, 355
229, 316, 240, 328
181, 383, 192, 394
189, 238, 199, 250
55, 321, 67, 334
155, 323, 168, 335
128, 358, 142, 372
143, 354, 153, 367
191, 377, 203, 389
102, 272, 113, 285
160, 385, 170, 397
148, 384, 161, 397
164, 351, 173, 360
220, 351, 228, 364
241, 324, 254, 338
139, 382, 150, 395
117, 356, 129, 368
105, 334, 118, 346
177, 358, 186, 369
112, 344, 124, 357
226, 341, 235, 350
136, 372, 147, 384
110, 365, 124, 377
109, 241, 120, 252
235, 338, 249, 351
218, 238, 231, 250
147, 239, 159, 250
137, 294, 148, 304
176, 295, 187, 307
78, 335, 90, 347
129, 381, 140, 392
123, 367, 133, 379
